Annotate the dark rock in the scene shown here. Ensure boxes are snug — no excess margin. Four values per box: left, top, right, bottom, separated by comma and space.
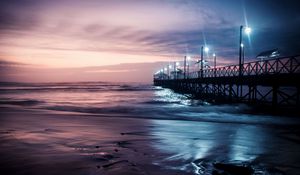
93, 157, 108, 162
116, 141, 131, 148
265, 167, 285, 175
212, 170, 226, 175
102, 160, 129, 168
102, 154, 114, 160
213, 162, 254, 175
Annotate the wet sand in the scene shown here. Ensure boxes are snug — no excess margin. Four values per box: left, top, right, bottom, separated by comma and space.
1, 107, 300, 175
0, 107, 187, 175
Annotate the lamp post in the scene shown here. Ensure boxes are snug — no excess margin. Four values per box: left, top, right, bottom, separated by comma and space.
200, 46, 203, 78
164, 67, 167, 80
168, 65, 172, 79
241, 43, 245, 65
184, 56, 187, 79
238, 26, 251, 99
203, 46, 209, 77
187, 56, 191, 79
200, 46, 209, 78
213, 53, 216, 77
239, 26, 243, 77
173, 62, 176, 79
239, 25, 251, 76
176, 62, 180, 79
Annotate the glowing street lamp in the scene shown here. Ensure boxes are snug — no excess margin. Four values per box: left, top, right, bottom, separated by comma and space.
204, 46, 209, 53
164, 67, 168, 79
184, 56, 190, 79
186, 56, 191, 78
245, 27, 252, 35
175, 62, 180, 79
239, 25, 251, 76
200, 46, 209, 78
167, 65, 172, 79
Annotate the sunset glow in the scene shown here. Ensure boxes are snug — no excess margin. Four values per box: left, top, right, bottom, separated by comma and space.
1, 0, 299, 82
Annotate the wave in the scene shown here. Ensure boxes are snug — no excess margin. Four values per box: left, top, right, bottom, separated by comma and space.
42, 104, 299, 126
0, 99, 44, 106
0, 87, 105, 92
0, 83, 156, 93
1, 82, 298, 126
142, 100, 182, 105
45, 105, 164, 116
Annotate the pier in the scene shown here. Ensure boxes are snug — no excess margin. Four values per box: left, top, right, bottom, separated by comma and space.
154, 55, 300, 107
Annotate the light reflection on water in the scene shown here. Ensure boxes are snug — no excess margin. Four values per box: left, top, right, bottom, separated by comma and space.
150, 120, 266, 161
154, 88, 191, 106
149, 119, 300, 174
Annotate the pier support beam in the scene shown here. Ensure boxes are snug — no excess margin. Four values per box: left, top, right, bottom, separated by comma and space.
272, 86, 278, 107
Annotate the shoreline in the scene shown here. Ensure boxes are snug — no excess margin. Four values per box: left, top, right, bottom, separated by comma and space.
1, 108, 300, 175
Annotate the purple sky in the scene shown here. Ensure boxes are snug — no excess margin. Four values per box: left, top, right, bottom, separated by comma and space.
1, 0, 299, 82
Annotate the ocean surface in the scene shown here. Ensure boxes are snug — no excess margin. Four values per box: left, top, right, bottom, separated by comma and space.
0, 81, 298, 125
1, 82, 300, 174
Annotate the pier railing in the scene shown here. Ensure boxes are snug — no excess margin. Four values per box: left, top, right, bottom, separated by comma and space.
154, 55, 300, 107
154, 55, 300, 80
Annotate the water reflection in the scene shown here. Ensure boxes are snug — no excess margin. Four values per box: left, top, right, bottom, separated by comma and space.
154, 88, 195, 106
149, 119, 278, 173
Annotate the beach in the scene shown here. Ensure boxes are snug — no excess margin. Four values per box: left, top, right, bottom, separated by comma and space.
1, 107, 300, 175
1, 82, 300, 175
0, 105, 184, 175
0, 107, 181, 175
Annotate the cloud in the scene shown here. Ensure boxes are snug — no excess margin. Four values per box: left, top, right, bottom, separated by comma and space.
85, 69, 137, 73
0, 60, 29, 66
0, 0, 299, 71
0, 60, 168, 83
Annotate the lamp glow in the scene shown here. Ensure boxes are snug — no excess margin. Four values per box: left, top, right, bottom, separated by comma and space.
245, 27, 251, 35
204, 47, 209, 52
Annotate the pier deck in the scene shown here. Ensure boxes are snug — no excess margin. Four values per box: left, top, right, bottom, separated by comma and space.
154, 55, 300, 106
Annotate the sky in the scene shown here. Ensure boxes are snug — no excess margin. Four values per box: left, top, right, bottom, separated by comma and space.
0, 0, 299, 82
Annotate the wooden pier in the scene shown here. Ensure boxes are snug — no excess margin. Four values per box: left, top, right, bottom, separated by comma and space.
154, 55, 300, 107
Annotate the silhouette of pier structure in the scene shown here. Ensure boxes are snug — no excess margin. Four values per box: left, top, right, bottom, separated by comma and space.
154, 55, 300, 107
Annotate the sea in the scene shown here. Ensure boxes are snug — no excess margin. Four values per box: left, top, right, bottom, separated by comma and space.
1, 82, 300, 174
0, 81, 297, 125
